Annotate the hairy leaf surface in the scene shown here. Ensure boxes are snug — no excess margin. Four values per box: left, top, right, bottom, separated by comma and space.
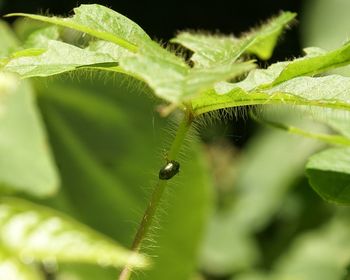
172, 12, 296, 67
6, 4, 150, 51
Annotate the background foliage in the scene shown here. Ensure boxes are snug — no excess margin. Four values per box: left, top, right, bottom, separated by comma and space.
1, 1, 350, 280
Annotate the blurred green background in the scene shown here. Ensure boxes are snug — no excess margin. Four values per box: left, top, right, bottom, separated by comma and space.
1, 0, 350, 280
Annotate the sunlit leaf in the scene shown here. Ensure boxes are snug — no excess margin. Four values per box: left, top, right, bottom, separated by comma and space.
0, 197, 147, 268
0, 248, 43, 280
4, 40, 118, 78
192, 42, 350, 114
271, 42, 350, 86
6, 4, 151, 51
193, 73, 350, 116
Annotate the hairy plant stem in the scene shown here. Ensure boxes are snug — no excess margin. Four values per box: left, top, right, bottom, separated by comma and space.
118, 109, 193, 280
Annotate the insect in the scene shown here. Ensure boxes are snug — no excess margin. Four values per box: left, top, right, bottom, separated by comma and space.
159, 160, 180, 180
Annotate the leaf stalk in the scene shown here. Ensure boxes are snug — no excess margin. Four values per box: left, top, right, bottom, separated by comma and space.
118, 109, 193, 280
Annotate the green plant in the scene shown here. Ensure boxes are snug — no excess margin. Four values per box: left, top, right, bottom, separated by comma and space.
1, 3, 350, 280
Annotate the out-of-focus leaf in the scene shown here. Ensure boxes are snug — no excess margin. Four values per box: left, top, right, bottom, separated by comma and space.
301, 0, 350, 76
0, 22, 59, 197
23, 26, 60, 48
235, 213, 350, 280
301, 0, 350, 51
0, 77, 59, 197
260, 109, 350, 205
0, 248, 43, 280
6, 4, 151, 51
314, 110, 350, 139
235, 272, 268, 280
171, 12, 295, 67
13, 18, 51, 43
306, 148, 350, 204
0, 21, 19, 58
0, 197, 147, 268
37, 81, 141, 245
200, 118, 321, 275
35, 72, 213, 279
271, 214, 350, 280
56, 264, 116, 280
250, 110, 350, 147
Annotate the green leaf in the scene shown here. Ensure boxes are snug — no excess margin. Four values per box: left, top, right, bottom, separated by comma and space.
0, 21, 19, 58
0, 197, 147, 268
198, 43, 350, 105
171, 33, 242, 68
244, 12, 296, 60
0, 247, 43, 280
120, 41, 255, 103
23, 26, 60, 48
86, 40, 130, 61
4, 40, 118, 78
3, 6, 255, 103
0, 76, 59, 197
6, 4, 151, 52
192, 73, 350, 116
119, 41, 190, 103
171, 12, 295, 67
3, 27, 254, 103
271, 41, 350, 86
306, 147, 350, 204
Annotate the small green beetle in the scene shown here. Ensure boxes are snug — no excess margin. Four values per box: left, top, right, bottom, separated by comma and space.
159, 160, 180, 180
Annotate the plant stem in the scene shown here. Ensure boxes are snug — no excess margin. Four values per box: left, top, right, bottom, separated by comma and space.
118, 109, 193, 280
